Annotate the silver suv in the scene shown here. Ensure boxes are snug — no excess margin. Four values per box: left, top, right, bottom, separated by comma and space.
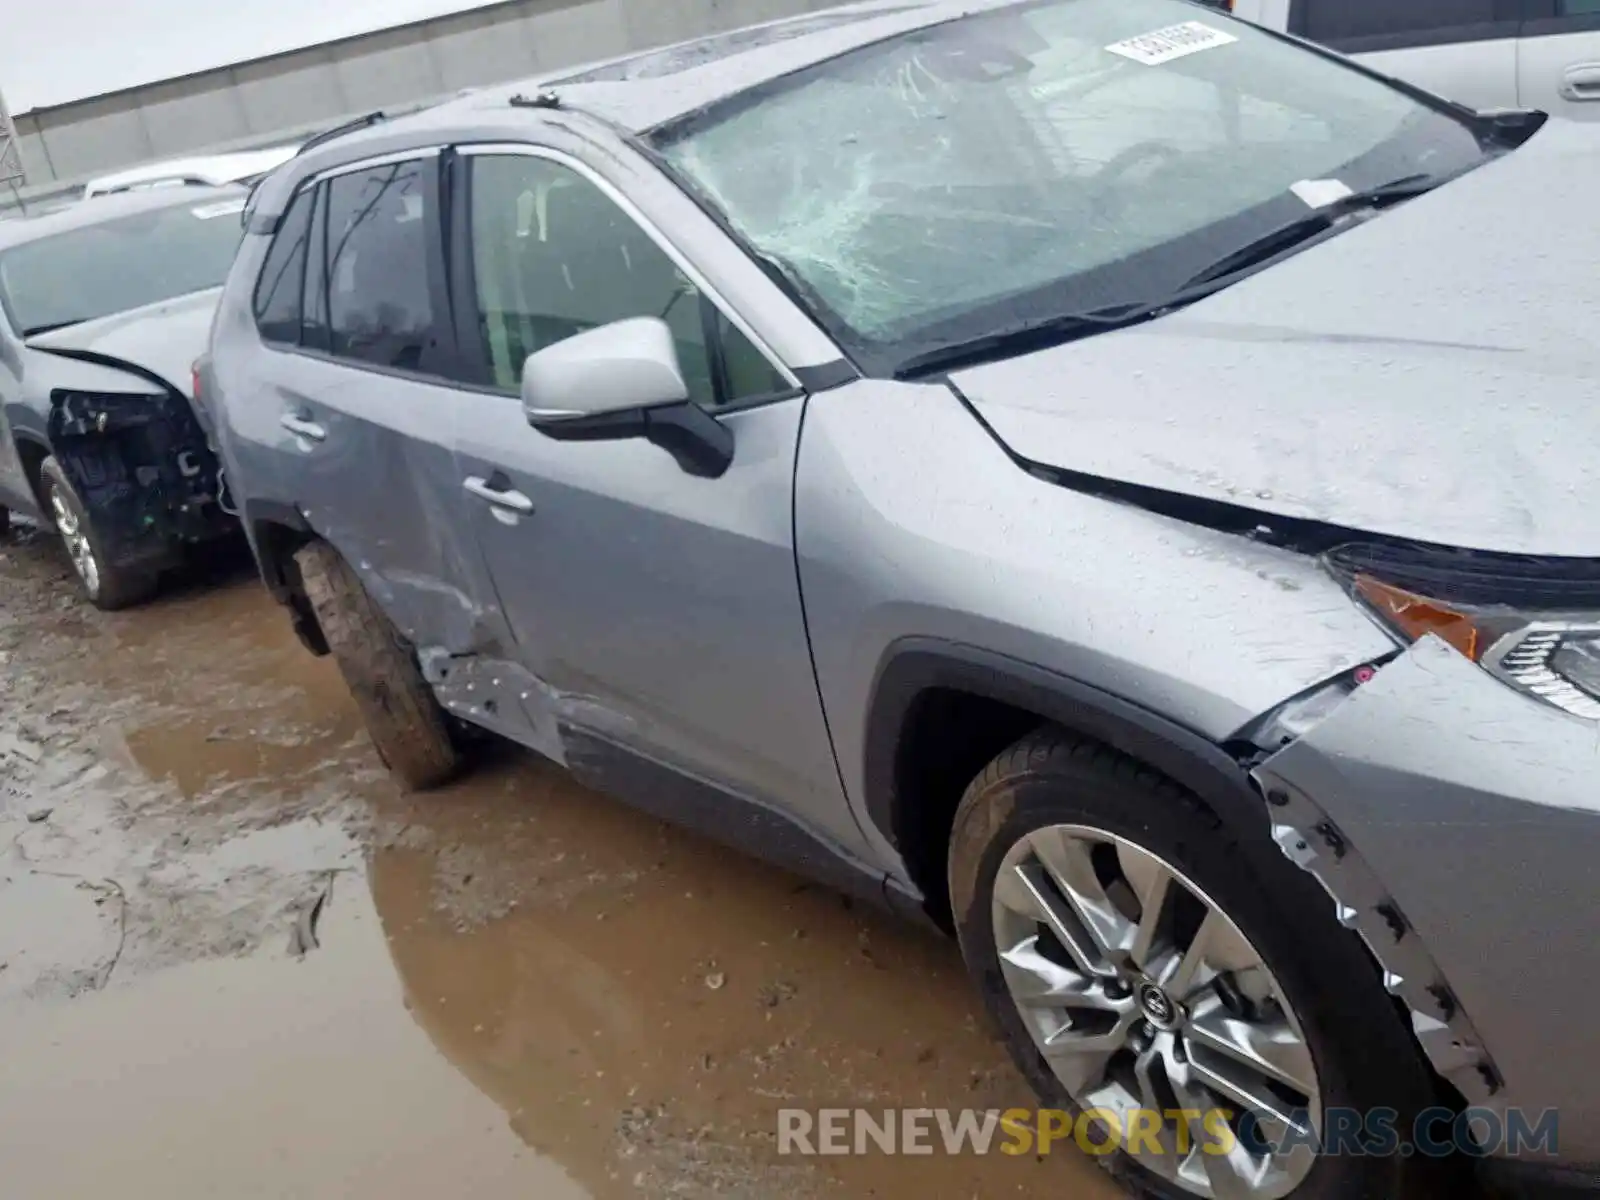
204, 3, 1598, 1197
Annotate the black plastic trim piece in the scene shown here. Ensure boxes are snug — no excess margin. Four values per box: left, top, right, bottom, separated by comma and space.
862, 639, 1270, 852
560, 725, 890, 910
793, 360, 858, 393
241, 501, 326, 656
295, 111, 390, 159
533, 400, 735, 478
1325, 540, 1600, 607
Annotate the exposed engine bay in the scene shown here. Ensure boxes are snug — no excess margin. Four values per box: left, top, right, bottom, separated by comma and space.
46, 387, 231, 570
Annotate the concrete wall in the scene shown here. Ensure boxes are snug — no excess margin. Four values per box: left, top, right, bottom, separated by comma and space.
8, 0, 834, 194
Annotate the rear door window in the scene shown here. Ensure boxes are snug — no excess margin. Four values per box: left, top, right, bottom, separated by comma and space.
324, 158, 443, 373
253, 186, 315, 345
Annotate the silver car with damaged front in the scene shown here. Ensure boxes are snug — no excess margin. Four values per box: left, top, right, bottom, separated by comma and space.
205, 2, 1600, 1197
0, 187, 245, 608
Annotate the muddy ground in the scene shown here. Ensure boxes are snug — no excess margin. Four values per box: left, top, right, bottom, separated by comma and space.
0, 522, 1127, 1199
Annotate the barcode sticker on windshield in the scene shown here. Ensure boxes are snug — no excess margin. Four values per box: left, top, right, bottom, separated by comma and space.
1290, 178, 1356, 208
1105, 21, 1237, 66
191, 198, 246, 220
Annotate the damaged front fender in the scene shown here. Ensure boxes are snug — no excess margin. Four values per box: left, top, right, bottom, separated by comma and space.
1251, 636, 1600, 1160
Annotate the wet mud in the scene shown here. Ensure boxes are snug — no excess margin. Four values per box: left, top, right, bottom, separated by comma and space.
0, 523, 1124, 1198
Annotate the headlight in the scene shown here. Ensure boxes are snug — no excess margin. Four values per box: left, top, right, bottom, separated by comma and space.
1335, 562, 1600, 721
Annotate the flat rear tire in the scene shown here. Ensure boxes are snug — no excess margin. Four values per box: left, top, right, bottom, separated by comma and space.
295, 540, 463, 791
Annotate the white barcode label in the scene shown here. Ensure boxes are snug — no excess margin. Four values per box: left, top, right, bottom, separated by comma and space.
1106, 21, 1238, 66
1290, 178, 1356, 208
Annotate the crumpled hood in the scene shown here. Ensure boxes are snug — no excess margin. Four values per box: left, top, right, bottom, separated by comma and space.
26, 287, 220, 399
954, 119, 1600, 558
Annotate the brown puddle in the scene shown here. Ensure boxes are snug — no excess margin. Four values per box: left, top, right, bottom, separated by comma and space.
0, 892, 586, 1198
0, 528, 1124, 1199
369, 764, 1126, 1198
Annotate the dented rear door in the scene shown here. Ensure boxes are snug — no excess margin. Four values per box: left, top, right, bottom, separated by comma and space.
263, 151, 558, 756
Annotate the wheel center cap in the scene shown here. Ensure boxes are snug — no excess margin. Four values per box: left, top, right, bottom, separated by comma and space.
1138, 982, 1181, 1029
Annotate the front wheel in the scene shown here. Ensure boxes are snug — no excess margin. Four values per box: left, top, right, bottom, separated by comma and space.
40, 456, 158, 611
948, 729, 1442, 1200
295, 540, 463, 791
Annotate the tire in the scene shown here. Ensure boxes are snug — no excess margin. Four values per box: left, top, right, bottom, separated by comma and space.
40, 456, 159, 611
949, 728, 1445, 1200
294, 539, 463, 791
0, 505, 9, 536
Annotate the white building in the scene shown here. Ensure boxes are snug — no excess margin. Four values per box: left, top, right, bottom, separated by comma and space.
3, 0, 833, 202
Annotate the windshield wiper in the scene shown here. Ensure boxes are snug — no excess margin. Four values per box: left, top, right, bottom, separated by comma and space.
892, 302, 1172, 379
892, 175, 1443, 380
1179, 174, 1437, 292
22, 319, 86, 338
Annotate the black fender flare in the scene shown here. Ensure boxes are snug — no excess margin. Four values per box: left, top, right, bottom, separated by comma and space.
242, 499, 313, 589
8, 429, 55, 509
241, 499, 327, 656
861, 638, 1269, 855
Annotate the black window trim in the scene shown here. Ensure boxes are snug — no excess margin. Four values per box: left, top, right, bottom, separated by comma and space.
1521, 0, 1600, 36
252, 181, 315, 339
1288, 0, 1522, 54
445, 139, 804, 415
253, 144, 466, 388
299, 181, 331, 354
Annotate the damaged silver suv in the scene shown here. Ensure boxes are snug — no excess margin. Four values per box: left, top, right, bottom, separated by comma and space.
0, 186, 244, 608
205, 2, 1599, 1197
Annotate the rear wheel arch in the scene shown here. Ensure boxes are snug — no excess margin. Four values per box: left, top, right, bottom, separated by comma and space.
862, 640, 1273, 930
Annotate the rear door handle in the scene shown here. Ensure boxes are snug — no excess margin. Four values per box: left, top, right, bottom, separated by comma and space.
280, 413, 327, 442
464, 474, 534, 515
1560, 64, 1600, 101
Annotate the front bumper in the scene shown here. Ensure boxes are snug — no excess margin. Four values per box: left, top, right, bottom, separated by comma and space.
1253, 635, 1600, 1167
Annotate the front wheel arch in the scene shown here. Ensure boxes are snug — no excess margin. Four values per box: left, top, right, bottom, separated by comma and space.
862, 640, 1272, 929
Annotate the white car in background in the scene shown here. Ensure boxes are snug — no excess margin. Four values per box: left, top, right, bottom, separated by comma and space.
1225, 0, 1600, 118
81, 142, 302, 200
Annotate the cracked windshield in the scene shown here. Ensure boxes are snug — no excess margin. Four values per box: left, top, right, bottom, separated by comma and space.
0, 0, 1584, 1198
660, 0, 1485, 371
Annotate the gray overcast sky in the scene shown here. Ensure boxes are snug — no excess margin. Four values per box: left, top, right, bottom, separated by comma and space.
2, 0, 503, 113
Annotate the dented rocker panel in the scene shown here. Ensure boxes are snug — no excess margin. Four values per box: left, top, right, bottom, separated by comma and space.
1256, 636, 1600, 1161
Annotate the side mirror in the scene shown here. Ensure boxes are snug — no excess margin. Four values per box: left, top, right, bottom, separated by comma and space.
521, 316, 734, 479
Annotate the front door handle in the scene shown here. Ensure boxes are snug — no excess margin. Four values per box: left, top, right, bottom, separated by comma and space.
1560, 63, 1600, 101
463, 474, 534, 515
280, 413, 327, 442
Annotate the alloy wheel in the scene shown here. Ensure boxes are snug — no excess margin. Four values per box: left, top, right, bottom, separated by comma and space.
991, 824, 1322, 1199
50, 489, 100, 597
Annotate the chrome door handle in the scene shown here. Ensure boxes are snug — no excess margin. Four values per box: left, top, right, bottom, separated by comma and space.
463, 475, 534, 514
280, 413, 327, 442
1560, 64, 1600, 101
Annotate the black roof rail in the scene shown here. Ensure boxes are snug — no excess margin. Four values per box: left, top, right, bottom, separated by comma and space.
294, 110, 389, 158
